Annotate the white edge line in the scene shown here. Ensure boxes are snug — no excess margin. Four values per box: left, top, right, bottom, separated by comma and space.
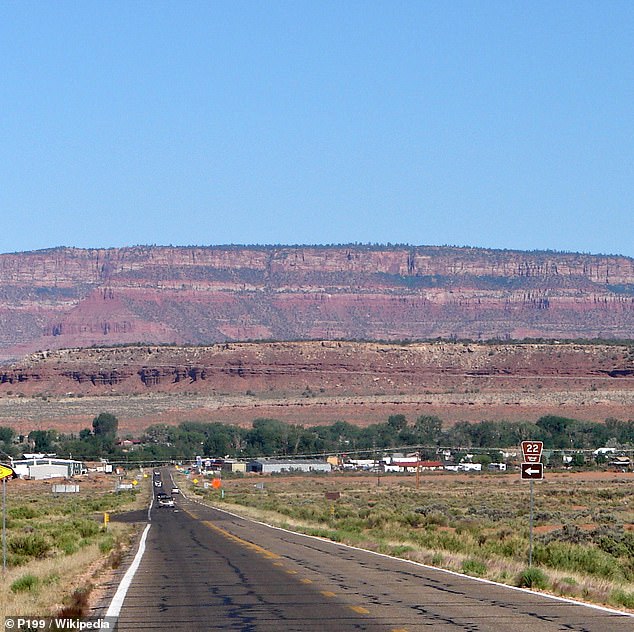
200, 500, 634, 619
105, 522, 152, 619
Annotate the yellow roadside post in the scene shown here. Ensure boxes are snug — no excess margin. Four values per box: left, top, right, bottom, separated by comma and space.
0, 464, 18, 573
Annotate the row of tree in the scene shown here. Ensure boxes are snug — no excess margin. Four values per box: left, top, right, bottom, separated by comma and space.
2, 412, 633, 463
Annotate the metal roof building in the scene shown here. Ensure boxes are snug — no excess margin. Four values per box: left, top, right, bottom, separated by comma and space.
12, 457, 86, 480
247, 459, 332, 474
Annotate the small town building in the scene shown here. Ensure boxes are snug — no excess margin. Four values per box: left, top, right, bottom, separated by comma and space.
12, 457, 86, 480
608, 456, 631, 472
389, 460, 444, 472
247, 459, 332, 474
221, 459, 247, 473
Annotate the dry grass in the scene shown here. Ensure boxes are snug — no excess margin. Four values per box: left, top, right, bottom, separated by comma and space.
0, 474, 148, 619
0, 539, 111, 618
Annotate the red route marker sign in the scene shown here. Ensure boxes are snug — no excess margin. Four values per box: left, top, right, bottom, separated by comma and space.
521, 441, 543, 463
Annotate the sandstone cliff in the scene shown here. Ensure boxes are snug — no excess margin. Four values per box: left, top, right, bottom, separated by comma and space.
2, 341, 634, 432
1, 245, 633, 361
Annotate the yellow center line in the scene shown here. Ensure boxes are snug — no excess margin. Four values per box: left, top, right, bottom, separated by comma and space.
181, 507, 201, 521
349, 605, 370, 615
202, 520, 280, 559
391, 628, 410, 632
191, 513, 351, 602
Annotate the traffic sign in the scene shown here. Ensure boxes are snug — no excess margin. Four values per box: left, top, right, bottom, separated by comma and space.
521, 441, 543, 463
521, 462, 544, 480
0, 465, 16, 481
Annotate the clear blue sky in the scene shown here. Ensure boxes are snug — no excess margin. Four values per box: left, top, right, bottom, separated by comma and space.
1, 1, 633, 256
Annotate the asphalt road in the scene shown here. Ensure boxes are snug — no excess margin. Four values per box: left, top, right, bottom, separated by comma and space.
109, 475, 634, 631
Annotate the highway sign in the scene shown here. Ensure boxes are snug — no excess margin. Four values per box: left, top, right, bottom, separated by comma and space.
0, 464, 16, 481
521, 441, 543, 463
521, 462, 544, 480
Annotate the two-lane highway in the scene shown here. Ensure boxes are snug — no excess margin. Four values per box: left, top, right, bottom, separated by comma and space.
109, 474, 634, 631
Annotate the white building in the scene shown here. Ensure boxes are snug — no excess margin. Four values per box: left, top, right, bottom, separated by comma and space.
12, 457, 85, 480
248, 459, 331, 474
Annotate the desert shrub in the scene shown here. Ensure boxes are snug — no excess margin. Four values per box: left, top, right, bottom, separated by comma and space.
596, 530, 634, 560
9, 506, 39, 519
57, 586, 91, 618
592, 510, 619, 524
516, 567, 548, 589
552, 576, 580, 597
467, 506, 516, 522
9, 533, 50, 559
365, 513, 389, 529
44, 572, 60, 586
429, 512, 449, 527
99, 536, 115, 554
611, 589, 634, 609
11, 574, 39, 593
57, 535, 79, 555
336, 517, 364, 533
533, 542, 623, 580
455, 520, 482, 537
414, 504, 449, 517
462, 558, 487, 577
418, 530, 469, 554
486, 535, 525, 559
108, 545, 124, 569
539, 524, 591, 546
72, 518, 101, 538
402, 512, 425, 528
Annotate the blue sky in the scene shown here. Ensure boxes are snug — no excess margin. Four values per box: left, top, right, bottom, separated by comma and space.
1, 1, 633, 256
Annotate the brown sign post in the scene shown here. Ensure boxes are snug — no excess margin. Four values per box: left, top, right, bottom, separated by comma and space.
519, 442, 544, 566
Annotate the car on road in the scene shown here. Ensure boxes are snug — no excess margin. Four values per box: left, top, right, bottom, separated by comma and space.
158, 495, 175, 508
154, 480, 162, 488
171, 487, 180, 494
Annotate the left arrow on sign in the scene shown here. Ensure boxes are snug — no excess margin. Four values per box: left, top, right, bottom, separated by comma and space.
521, 462, 544, 480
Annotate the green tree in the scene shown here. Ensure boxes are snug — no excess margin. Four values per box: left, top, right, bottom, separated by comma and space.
28, 430, 57, 453
536, 415, 576, 449
244, 418, 292, 456
92, 413, 118, 438
387, 415, 407, 432
0, 426, 16, 458
414, 415, 443, 445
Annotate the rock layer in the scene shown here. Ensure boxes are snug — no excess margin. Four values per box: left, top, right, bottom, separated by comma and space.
1, 245, 634, 361
1, 341, 634, 432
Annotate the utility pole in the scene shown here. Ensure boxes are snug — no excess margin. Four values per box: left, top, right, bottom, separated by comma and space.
373, 440, 380, 487
416, 450, 420, 490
